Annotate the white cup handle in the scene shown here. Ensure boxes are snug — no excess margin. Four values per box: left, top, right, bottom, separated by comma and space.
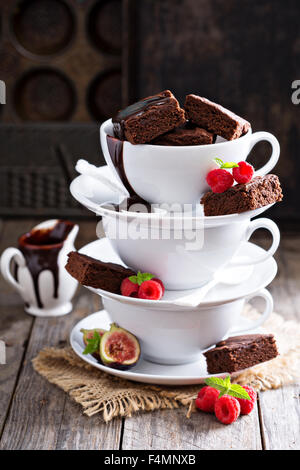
249, 131, 280, 177
230, 218, 280, 266
0, 247, 26, 293
230, 288, 273, 334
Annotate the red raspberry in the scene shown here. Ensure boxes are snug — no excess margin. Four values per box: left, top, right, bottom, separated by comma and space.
206, 168, 234, 193
232, 161, 254, 184
152, 278, 165, 296
121, 278, 139, 297
195, 386, 220, 413
236, 385, 257, 415
138, 280, 163, 300
214, 395, 240, 424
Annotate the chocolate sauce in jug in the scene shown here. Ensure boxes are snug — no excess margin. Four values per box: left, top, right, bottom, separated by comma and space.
16, 220, 74, 309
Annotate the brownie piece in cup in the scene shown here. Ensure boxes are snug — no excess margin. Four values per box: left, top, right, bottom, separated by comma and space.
201, 174, 283, 216
112, 90, 186, 144
151, 122, 214, 146
184, 94, 250, 140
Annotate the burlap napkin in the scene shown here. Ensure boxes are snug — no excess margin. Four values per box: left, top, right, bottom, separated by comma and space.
32, 306, 300, 422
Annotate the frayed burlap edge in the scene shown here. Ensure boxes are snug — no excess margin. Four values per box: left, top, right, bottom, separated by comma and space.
32, 347, 199, 421
32, 307, 300, 422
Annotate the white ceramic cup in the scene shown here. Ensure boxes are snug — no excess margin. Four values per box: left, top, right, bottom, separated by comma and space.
102, 213, 280, 290
0, 220, 79, 317
100, 119, 280, 205
102, 288, 273, 365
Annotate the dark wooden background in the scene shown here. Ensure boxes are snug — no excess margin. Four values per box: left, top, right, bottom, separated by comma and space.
0, 0, 299, 226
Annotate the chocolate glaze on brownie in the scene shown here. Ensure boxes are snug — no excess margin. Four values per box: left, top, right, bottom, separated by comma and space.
151, 122, 214, 146
204, 333, 278, 374
65, 251, 135, 294
112, 90, 186, 144
201, 174, 283, 216
184, 94, 250, 140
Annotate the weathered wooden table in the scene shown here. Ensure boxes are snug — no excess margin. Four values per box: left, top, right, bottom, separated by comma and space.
0, 219, 299, 450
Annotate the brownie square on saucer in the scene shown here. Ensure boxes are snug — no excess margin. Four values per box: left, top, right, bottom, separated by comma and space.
204, 333, 278, 374
65, 251, 135, 294
201, 174, 283, 216
112, 90, 186, 144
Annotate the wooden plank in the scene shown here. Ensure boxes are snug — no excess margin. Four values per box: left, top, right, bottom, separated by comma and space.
0, 220, 35, 436
53, 293, 122, 451
53, 221, 122, 450
0, 288, 82, 449
55, 398, 121, 450
0, 221, 122, 450
0, 282, 122, 449
259, 385, 300, 450
257, 234, 300, 450
122, 406, 262, 450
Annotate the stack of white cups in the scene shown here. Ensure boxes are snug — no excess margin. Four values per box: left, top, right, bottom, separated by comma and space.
70, 118, 281, 366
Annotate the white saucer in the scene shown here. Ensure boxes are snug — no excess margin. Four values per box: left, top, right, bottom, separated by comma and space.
79, 238, 277, 308
70, 167, 275, 223
70, 310, 265, 385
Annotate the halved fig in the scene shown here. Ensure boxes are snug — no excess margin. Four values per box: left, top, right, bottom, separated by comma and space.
80, 328, 106, 360
100, 323, 140, 370
81, 328, 106, 345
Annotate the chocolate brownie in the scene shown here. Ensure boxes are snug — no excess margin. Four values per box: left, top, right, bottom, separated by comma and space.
65, 251, 135, 294
204, 334, 278, 374
112, 90, 186, 145
201, 174, 283, 216
151, 122, 214, 146
184, 94, 250, 140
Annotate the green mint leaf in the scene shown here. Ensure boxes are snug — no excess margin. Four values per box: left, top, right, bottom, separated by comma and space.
228, 384, 251, 400
214, 157, 239, 169
221, 162, 239, 169
141, 272, 155, 282
205, 376, 251, 400
214, 157, 224, 167
83, 331, 101, 355
224, 375, 231, 386
205, 377, 229, 397
129, 271, 155, 286
205, 376, 225, 389
129, 275, 138, 284
137, 271, 143, 285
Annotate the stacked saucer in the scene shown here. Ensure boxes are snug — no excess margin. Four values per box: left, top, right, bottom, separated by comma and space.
69, 100, 282, 384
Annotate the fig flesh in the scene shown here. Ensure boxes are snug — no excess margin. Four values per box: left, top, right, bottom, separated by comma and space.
100, 323, 140, 370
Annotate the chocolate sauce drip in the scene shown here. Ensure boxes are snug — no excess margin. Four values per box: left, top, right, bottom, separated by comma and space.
20, 245, 61, 309
113, 195, 151, 213
18, 220, 74, 309
112, 90, 171, 140
106, 135, 137, 197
